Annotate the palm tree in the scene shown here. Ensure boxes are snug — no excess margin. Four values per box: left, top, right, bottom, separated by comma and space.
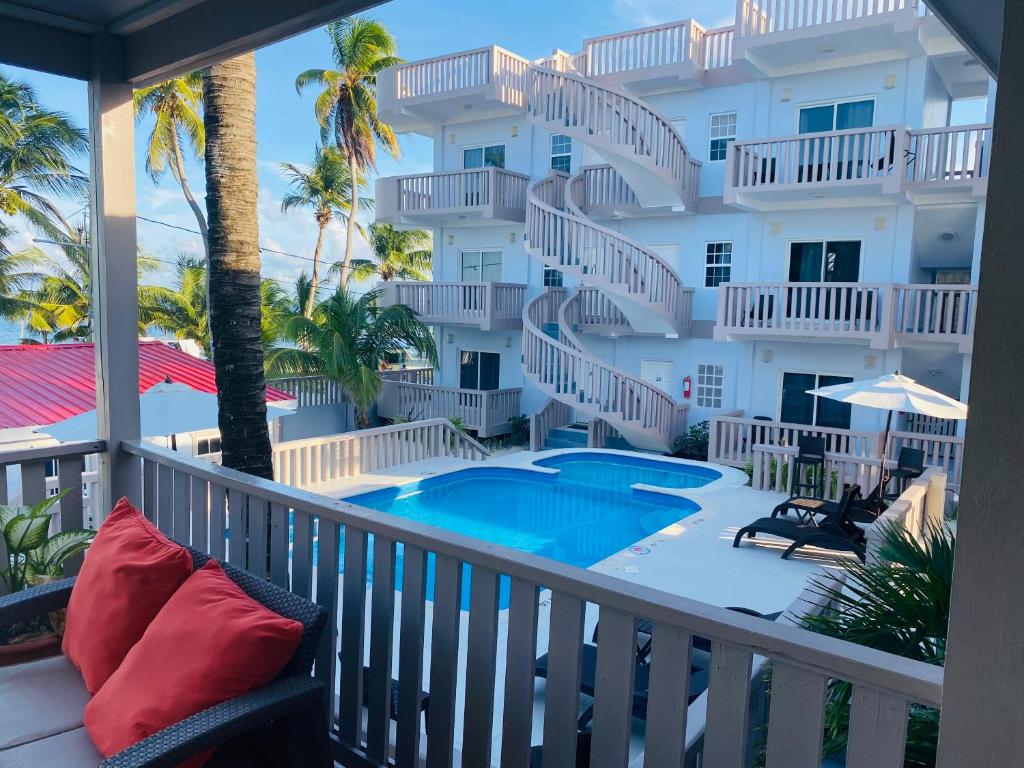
133, 73, 208, 257
295, 17, 401, 289
203, 53, 274, 480
346, 223, 431, 283
279, 146, 368, 316
0, 248, 43, 322
267, 287, 437, 427
148, 255, 293, 358
0, 73, 88, 256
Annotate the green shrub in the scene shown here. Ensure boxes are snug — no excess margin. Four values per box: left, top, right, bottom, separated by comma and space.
672, 420, 710, 460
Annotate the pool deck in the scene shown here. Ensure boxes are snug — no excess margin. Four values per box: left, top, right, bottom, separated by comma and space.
309, 448, 853, 765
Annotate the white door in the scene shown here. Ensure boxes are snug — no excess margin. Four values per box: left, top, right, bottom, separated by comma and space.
640, 359, 674, 392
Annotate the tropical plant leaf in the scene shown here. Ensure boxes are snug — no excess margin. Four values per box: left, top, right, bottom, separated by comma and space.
4, 512, 54, 555
28, 529, 95, 574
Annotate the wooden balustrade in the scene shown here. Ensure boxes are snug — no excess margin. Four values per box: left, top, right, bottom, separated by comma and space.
117, 438, 944, 767
709, 415, 878, 468
380, 281, 526, 330
380, 367, 434, 385
382, 381, 523, 438
737, 0, 918, 37
750, 443, 885, 501
582, 19, 707, 78
271, 419, 489, 488
717, 282, 892, 345
892, 284, 977, 351
528, 67, 698, 202
391, 45, 530, 104
887, 430, 963, 491
267, 375, 348, 408
703, 26, 735, 68
529, 398, 573, 451
906, 124, 992, 186
727, 125, 906, 191
393, 167, 529, 215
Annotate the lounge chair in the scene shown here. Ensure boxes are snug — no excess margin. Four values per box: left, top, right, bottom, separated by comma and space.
733, 485, 867, 562
772, 479, 887, 525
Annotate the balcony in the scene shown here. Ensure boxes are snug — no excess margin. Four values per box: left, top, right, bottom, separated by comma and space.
376, 378, 523, 437
577, 20, 736, 94
716, 282, 977, 350
375, 168, 529, 228
904, 124, 992, 202
724, 125, 907, 209
376, 46, 530, 135
378, 280, 526, 330
734, 0, 926, 77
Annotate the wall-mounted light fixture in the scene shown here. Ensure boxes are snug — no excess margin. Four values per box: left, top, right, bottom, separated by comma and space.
509, 232, 517, 244
780, 88, 792, 102
875, 217, 887, 231
770, 223, 782, 235
448, 133, 455, 144
446, 234, 454, 246
510, 125, 519, 137
761, 349, 774, 363
445, 333, 454, 344
505, 337, 513, 348
884, 74, 897, 89
864, 354, 878, 369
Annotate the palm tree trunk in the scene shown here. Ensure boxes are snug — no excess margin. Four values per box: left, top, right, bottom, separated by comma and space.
303, 220, 327, 317
203, 53, 274, 480
170, 127, 209, 259
339, 153, 360, 289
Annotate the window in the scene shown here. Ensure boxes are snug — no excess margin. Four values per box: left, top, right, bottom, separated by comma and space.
780, 373, 853, 429
708, 112, 737, 161
550, 134, 571, 173
460, 351, 500, 391
798, 99, 874, 133
543, 268, 564, 287
460, 250, 502, 282
704, 242, 732, 287
789, 241, 861, 282
696, 364, 724, 409
196, 437, 222, 456
463, 143, 505, 169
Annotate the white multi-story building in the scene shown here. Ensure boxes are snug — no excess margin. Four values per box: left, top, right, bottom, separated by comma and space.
374, 1, 991, 459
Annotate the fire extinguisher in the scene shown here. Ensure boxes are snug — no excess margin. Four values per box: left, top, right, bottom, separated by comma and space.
682, 375, 692, 399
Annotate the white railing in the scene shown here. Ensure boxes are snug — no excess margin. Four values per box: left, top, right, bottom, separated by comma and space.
737, 0, 918, 37
703, 26, 735, 68
0, 440, 107, 575
528, 66, 699, 203
902, 413, 959, 437
581, 19, 708, 78
709, 415, 878, 468
380, 281, 526, 330
727, 125, 906, 191
522, 289, 682, 451
380, 367, 434, 385
529, 397, 573, 451
572, 165, 641, 213
393, 167, 529, 215
750, 442, 885, 501
384, 382, 523, 438
564, 287, 635, 335
268, 375, 347, 408
717, 282, 891, 345
529, 174, 691, 333
905, 124, 992, 187
391, 45, 530, 107
892, 284, 977, 349
887, 430, 963, 491
271, 419, 489, 488
120, 438, 945, 768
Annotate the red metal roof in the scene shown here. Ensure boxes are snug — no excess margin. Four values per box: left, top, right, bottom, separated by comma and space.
0, 341, 293, 429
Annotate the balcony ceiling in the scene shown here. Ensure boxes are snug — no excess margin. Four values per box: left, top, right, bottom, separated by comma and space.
0, 0, 384, 85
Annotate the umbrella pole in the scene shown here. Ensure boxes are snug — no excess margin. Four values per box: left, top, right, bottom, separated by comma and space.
880, 409, 893, 496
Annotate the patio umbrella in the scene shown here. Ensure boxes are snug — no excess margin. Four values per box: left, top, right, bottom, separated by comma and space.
35, 380, 295, 444
806, 372, 968, 466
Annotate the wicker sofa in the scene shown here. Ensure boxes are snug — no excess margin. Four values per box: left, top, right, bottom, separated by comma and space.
0, 548, 330, 768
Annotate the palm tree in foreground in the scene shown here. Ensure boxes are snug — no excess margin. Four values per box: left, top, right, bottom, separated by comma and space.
347, 223, 431, 283
267, 288, 437, 428
295, 17, 401, 289
203, 53, 274, 480
279, 145, 367, 316
0, 73, 88, 256
133, 72, 208, 258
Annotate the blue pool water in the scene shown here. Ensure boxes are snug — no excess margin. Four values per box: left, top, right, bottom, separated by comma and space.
338, 453, 719, 608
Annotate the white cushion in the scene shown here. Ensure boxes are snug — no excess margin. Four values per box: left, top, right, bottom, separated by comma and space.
0, 727, 101, 768
0, 655, 90, 749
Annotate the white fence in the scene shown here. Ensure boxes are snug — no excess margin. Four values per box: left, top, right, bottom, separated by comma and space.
268, 375, 348, 408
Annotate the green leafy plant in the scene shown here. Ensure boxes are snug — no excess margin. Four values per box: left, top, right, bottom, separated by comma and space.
1, 491, 95, 594
508, 415, 530, 447
801, 521, 953, 766
672, 420, 710, 460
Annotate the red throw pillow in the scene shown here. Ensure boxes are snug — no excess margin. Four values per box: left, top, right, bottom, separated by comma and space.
63, 497, 193, 693
84, 559, 303, 766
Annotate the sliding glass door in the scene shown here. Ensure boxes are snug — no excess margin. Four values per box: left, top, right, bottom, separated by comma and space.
780, 372, 854, 429
798, 99, 875, 181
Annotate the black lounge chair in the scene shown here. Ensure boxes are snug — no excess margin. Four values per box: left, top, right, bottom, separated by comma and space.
772, 478, 888, 526
885, 446, 926, 499
734, 485, 867, 562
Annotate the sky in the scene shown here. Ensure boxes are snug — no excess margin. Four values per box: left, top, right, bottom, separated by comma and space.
0, 0, 741, 299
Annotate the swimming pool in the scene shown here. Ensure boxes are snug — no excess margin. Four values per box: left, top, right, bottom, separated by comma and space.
341, 452, 719, 607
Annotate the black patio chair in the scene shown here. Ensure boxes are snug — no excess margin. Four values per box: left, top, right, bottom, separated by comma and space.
0, 546, 331, 768
733, 485, 867, 562
885, 447, 926, 498
772, 477, 889, 526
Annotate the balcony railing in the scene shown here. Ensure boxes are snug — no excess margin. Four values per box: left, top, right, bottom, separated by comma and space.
736, 0, 920, 38
378, 281, 526, 331
266, 375, 348, 408
376, 167, 529, 227
905, 124, 992, 191
717, 282, 977, 350
389, 45, 530, 104
378, 380, 523, 438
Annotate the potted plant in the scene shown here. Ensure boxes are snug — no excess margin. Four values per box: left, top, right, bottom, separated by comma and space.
0, 491, 95, 666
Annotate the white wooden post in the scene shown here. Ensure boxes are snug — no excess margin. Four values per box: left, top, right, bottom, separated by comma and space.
89, 34, 142, 514
938, 1, 1024, 763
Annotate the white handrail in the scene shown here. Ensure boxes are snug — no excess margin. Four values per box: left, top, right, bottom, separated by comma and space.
394, 167, 530, 213
905, 124, 992, 185
737, 0, 919, 37
383, 281, 527, 327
